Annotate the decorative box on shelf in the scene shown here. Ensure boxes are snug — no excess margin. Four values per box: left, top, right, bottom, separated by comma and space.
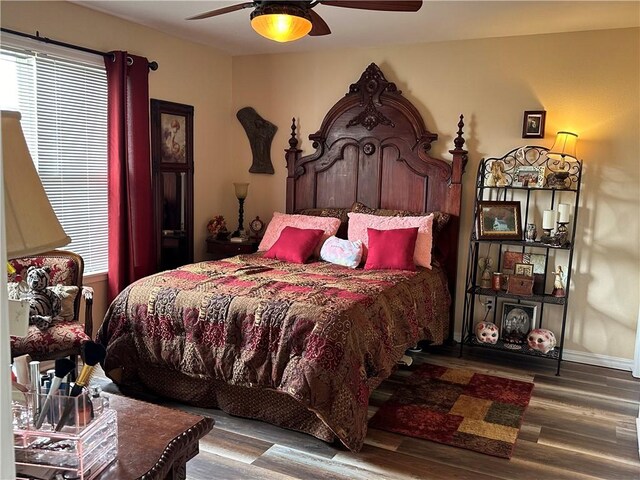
14, 391, 117, 480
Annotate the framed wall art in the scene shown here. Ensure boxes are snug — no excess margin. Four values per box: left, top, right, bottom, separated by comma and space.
151, 99, 194, 167
501, 302, 537, 344
476, 201, 522, 240
522, 110, 546, 139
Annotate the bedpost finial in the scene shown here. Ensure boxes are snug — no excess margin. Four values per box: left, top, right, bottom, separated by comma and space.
289, 117, 298, 149
454, 114, 466, 151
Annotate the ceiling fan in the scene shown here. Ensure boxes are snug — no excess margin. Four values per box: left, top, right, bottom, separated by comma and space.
186, 1, 423, 43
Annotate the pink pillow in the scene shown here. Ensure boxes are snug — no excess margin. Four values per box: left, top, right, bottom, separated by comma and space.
258, 212, 341, 256
365, 228, 418, 271
347, 212, 435, 268
263, 226, 325, 264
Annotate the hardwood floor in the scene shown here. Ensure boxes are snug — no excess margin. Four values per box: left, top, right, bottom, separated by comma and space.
106, 347, 640, 479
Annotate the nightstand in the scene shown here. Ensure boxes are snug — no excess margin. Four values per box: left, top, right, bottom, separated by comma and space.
206, 237, 259, 261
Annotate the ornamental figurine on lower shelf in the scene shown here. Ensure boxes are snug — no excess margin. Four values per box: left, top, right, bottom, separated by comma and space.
527, 328, 557, 354
475, 321, 499, 344
552, 266, 566, 297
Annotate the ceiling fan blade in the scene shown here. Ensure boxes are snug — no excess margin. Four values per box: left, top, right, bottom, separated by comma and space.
186, 2, 254, 20
308, 9, 331, 36
319, 1, 422, 12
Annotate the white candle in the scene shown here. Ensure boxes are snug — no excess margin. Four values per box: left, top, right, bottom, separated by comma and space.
558, 203, 570, 223
542, 210, 556, 229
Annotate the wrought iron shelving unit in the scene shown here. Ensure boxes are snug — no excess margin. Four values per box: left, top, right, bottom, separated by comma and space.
460, 146, 582, 375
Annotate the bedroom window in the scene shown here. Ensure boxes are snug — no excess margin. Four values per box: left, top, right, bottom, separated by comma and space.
0, 40, 108, 275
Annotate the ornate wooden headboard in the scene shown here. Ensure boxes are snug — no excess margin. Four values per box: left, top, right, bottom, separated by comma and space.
285, 63, 467, 338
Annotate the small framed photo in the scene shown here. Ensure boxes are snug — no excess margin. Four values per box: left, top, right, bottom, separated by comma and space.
514, 262, 534, 277
476, 201, 522, 240
522, 110, 546, 139
513, 165, 546, 188
501, 302, 537, 344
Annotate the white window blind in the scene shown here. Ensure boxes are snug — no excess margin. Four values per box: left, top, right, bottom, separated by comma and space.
0, 42, 108, 274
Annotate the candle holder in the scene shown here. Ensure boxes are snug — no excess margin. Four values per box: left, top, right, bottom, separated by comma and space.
540, 228, 554, 245
553, 222, 569, 247
232, 182, 249, 238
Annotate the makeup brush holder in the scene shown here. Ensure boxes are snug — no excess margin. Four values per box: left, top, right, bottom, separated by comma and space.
13, 391, 117, 480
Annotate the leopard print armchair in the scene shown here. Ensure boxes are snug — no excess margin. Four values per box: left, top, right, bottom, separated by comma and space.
8, 249, 93, 363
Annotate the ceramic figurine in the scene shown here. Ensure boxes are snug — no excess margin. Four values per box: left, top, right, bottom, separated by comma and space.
478, 257, 493, 288
486, 160, 508, 187
552, 266, 566, 297
528, 328, 557, 354
475, 321, 499, 344
525, 223, 537, 242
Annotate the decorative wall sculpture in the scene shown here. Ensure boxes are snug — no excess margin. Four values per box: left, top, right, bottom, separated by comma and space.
236, 106, 277, 174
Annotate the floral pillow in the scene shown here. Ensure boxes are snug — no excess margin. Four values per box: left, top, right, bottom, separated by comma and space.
319, 236, 363, 269
350, 201, 450, 236
258, 212, 341, 256
347, 212, 434, 268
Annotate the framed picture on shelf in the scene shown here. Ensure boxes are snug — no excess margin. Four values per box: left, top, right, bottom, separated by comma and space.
514, 262, 534, 277
476, 201, 522, 240
513, 165, 546, 188
501, 302, 537, 344
522, 110, 546, 139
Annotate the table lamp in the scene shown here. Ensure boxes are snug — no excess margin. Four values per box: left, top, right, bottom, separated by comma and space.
2, 110, 71, 335
232, 182, 249, 238
546, 131, 578, 189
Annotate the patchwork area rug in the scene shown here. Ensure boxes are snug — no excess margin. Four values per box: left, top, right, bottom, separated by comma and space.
369, 363, 534, 458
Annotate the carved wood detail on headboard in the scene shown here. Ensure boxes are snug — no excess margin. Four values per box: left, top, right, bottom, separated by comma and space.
285, 63, 467, 340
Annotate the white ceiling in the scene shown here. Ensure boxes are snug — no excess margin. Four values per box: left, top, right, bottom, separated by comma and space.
74, 1, 640, 56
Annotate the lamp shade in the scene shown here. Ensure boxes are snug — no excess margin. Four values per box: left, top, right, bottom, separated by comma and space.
547, 131, 578, 162
2, 111, 70, 258
250, 4, 312, 43
233, 182, 249, 200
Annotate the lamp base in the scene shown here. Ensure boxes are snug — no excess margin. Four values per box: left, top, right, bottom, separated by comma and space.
231, 229, 247, 240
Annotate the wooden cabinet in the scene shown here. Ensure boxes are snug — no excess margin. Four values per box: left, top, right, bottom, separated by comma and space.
460, 145, 582, 374
206, 238, 259, 261
151, 100, 194, 271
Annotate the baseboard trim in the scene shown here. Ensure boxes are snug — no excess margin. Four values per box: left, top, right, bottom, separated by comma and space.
452, 333, 633, 371
562, 349, 634, 372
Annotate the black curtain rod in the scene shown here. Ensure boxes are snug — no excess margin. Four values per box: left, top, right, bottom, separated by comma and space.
1, 27, 159, 71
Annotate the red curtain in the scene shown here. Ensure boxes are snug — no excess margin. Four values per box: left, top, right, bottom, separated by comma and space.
105, 51, 155, 302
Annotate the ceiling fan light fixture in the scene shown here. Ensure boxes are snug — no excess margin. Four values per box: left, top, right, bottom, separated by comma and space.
250, 4, 312, 43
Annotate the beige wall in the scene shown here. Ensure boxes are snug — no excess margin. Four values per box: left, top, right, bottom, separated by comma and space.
231, 28, 640, 360
1, 1, 236, 335
2, 2, 638, 361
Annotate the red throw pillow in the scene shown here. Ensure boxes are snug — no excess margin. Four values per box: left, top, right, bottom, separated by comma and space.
365, 227, 418, 271
263, 226, 325, 263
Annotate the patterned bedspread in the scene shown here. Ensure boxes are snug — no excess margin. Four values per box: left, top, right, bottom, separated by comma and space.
97, 254, 450, 451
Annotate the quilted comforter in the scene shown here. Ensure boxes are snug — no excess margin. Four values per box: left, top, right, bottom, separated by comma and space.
97, 253, 450, 451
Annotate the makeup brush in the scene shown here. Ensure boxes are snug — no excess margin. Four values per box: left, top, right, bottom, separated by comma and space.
54, 341, 106, 431
34, 358, 75, 429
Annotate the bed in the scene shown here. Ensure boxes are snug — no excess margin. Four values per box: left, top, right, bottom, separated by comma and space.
97, 63, 467, 452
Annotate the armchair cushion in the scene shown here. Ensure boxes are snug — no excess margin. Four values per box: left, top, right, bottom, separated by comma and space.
10, 321, 91, 358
